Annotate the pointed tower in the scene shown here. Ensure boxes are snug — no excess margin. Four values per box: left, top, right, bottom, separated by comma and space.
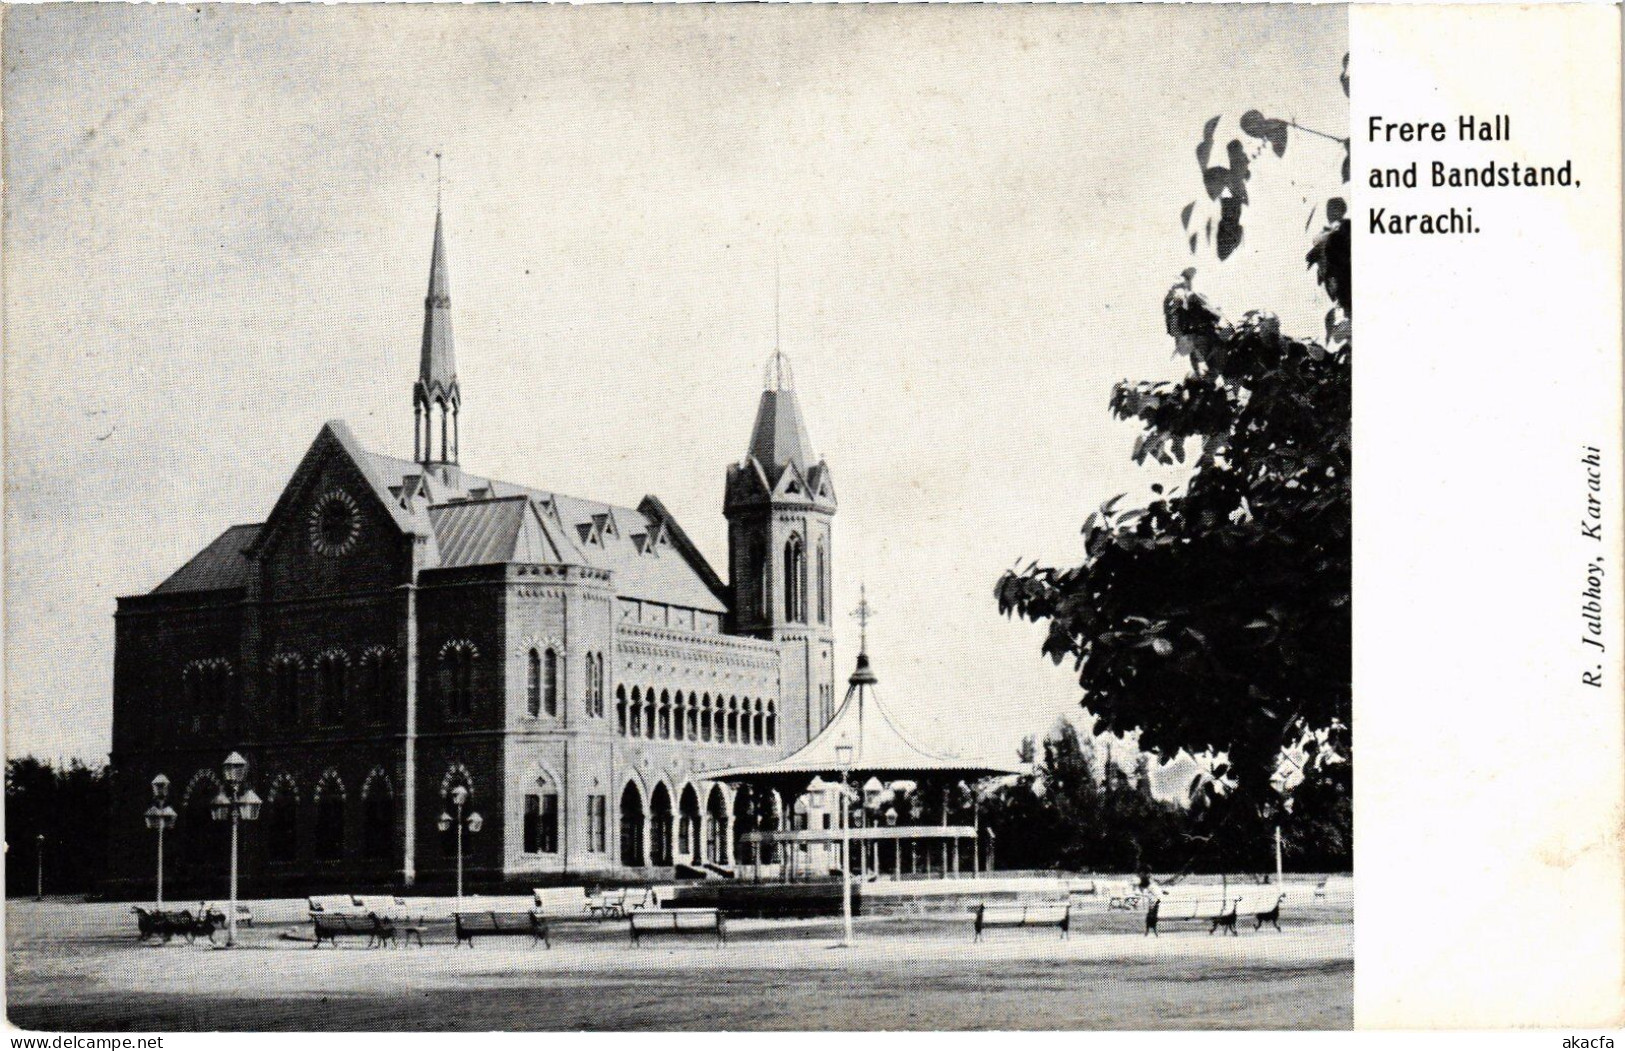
725, 350, 838, 749
414, 208, 461, 466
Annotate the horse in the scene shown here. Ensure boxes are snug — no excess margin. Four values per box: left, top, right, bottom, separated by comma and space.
1254, 893, 1287, 932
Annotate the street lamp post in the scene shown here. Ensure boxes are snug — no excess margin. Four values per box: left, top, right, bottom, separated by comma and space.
437, 786, 482, 902
143, 774, 178, 906
209, 751, 261, 948
835, 742, 854, 948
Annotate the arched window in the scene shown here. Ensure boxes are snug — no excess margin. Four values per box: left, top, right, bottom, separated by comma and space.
817, 540, 828, 624
314, 773, 346, 861
644, 689, 657, 740
784, 535, 806, 623
766, 701, 777, 746
595, 654, 607, 717
672, 692, 686, 741
629, 687, 643, 737
658, 690, 671, 739
616, 685, 629, 736
266, 777, 298, 862
584, 653, 599, 717
271, 656, 301, 725
543, 648, 559, 716
316, 653, 347, 727
526, 649, 541, 717
361, 772, 394, 861
440, 642, 475, 720
700, 695, 712, 742
727, 697, 740, 743
358, 649, 394, 724
687, 694, 699, 740
619, 782, 646, 867
753, 700, 765, 745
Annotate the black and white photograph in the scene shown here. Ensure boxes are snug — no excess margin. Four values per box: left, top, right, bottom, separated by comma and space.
2, 0, 1616, 1036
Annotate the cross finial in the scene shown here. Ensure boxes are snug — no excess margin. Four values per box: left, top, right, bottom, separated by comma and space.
851, 583, 876, 655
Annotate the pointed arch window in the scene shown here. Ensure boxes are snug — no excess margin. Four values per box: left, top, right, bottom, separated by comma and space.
316, 653, 347, 728
817, 540, 828, 624
358, 649, 395, 724
543, 648, 559, 717
314, 774, 346, 862
362, 774, 394, 861
784, 535, 806, 623
527, 649, 542, 717
766, 701, 777, 747
440, 642, 476, 720
266, 778, 299, 862
271, 656, 302, 725
629, 687, 644, 738
584, 653, 605, 718
616, 685, 629, 736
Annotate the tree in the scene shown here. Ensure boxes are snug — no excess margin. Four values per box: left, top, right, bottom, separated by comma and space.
979, 722, 1184, 873
996, 58, 1351, 866
5, 756, 112, 897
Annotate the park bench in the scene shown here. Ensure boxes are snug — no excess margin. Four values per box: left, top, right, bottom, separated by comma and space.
454, 910, 549, 948
312, 912, 395, 949
627, 907, 725, 946
533, 886, 592, 918
1145, 889, 1282, 936
587, 888, 627, 918
971, 902, 1070, 942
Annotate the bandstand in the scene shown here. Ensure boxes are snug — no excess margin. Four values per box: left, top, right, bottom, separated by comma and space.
704, 610, 1023, 884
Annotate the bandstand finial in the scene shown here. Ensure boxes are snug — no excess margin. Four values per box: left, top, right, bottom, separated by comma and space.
852, 583, 876, 655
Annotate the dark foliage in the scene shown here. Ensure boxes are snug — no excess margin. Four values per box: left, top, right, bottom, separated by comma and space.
979, 723, 1185, 873
6, 756, 112, 897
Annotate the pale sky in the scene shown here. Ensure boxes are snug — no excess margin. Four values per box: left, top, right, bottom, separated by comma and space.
3, 4, 1347, 796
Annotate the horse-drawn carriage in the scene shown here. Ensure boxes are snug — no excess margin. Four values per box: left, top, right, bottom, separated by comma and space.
131, 905, 228, 945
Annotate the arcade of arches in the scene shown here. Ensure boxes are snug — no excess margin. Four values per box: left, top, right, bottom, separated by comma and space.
611, 781, 785, 870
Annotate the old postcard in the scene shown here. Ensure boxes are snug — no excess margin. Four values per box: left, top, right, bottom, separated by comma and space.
2, 1, 1619, 1038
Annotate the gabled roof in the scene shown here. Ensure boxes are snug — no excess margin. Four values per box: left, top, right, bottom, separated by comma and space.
705, 651, 1025, 782
152, 422, 732, 614
427, 496, 576, 568
152, 524, 261, 594
359, 447, 728, 612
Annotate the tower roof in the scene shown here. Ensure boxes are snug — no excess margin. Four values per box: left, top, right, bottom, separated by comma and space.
745, 352, 813, 474
416, 209, 458, 406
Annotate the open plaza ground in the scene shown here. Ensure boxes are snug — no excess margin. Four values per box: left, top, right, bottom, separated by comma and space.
5, 882, 1352, 1031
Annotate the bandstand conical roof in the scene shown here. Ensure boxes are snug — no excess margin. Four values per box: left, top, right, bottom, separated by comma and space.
704, 650, 1025, 783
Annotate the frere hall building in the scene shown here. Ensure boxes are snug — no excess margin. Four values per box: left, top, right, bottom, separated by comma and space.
105, 210, 840, 894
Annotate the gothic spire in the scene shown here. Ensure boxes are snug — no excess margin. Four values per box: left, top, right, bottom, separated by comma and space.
414, 198, 460, 465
